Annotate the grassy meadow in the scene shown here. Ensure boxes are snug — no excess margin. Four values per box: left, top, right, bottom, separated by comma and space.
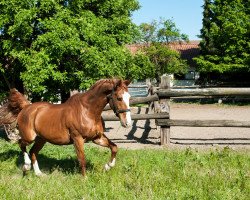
0, 135, 249, 200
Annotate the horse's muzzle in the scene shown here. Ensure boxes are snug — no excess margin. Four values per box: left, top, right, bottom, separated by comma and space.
120, 112, 132, 128
121, 121, 131, 128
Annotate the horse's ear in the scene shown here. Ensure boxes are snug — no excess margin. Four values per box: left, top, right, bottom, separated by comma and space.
124, 80, 131, 86
114, 79, 122, 89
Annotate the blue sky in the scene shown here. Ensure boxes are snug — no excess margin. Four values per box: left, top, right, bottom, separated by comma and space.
132, 0, 204, 40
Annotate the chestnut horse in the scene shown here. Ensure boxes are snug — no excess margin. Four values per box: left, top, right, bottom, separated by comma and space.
0, 79, 131, 176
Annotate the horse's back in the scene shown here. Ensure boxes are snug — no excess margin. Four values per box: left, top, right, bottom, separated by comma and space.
18, 102, 51, 120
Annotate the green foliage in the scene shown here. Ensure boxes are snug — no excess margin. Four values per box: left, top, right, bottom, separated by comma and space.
137, 18, 189, 44
195, 0, 250, 73
157, 19, 189, 43
134, 19, 189, 81
0, 137, 249, 199
144, 43, 187, 80
0, 0, 144, 100
126, 52, 155, 81
137, 21, 158, 43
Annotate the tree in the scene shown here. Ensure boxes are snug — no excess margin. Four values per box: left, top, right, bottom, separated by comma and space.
0, 0, 148, 101
137, 18, 189, 44
145, 43, 187, 81
137, 21, 158, 43
199, 0, 214, 55
136, 19, 189, 82
195, 0, 250, 76
157, 19, 189, 43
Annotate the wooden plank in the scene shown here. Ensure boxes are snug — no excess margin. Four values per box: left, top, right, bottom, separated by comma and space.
157, 88, 250, 97
102, 113, 169, 121
128, 85, 148, 88
103, 94, 159, 110
130, 94, 159, 104
156, 119, 250, 127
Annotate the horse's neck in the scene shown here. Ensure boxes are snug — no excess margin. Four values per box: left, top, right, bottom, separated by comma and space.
82, 86, 111, 115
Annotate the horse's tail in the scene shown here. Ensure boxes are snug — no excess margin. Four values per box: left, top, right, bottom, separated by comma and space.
0, 88, 30, 125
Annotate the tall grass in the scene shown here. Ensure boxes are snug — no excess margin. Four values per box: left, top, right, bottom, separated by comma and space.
0, 137, 249, 200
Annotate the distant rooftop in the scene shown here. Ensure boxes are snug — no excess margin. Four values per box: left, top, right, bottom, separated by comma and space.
127, 41, 201, 67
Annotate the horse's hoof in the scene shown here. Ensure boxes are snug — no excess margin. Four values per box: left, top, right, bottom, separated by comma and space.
104, 159, 116, 171
104, 164, 111, 171
23, 164, 31, 171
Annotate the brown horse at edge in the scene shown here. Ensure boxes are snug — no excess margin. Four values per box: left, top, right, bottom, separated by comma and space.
0, 79, 131, 176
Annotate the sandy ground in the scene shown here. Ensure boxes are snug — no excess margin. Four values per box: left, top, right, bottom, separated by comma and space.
103, 103, 250, 150
1, 103, 249, 151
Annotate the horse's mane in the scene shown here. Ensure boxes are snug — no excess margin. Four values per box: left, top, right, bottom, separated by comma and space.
89, 79, 117, 91
65, 79, 120, 105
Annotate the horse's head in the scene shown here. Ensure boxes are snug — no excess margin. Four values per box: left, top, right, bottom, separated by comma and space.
108, 80, 132, 128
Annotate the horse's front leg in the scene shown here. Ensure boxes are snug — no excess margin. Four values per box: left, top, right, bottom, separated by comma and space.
72, 136, 86, 176
93, 133, 118, 171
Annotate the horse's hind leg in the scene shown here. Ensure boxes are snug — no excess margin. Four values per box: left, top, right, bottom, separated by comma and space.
93, 134, 118, 171
29, 137, 46, 176
19, 140, 32, 175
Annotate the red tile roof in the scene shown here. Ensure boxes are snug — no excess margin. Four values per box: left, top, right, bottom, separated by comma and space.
126, 41, 200, 66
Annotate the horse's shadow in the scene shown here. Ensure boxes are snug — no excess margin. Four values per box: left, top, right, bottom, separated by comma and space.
126, 107, 158, 145
0, 149, 95, 175
0, 149, 20, 162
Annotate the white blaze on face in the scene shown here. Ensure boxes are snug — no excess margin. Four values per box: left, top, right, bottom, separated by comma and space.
122, 91, 132, 126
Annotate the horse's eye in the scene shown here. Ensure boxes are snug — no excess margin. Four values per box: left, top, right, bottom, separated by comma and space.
117, 97, 123, 101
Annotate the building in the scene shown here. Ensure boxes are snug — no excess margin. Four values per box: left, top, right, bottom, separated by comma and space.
127, 41, 201, 86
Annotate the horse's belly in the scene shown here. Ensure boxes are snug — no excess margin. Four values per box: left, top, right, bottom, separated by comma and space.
46, 137, 72, 145
37, 128, 72, 145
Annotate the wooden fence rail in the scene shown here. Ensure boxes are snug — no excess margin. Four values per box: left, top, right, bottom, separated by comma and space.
156, 119, 250, 127
103, 75, 250, 146
102, 113, 169, 121
157, 88, 250, 97
103, 94, 158, 111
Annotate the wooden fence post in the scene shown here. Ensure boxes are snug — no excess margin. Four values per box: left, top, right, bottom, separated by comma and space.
159, 74, 171, 146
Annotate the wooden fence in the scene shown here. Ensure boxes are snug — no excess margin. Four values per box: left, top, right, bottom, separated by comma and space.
102, 75, 250, 146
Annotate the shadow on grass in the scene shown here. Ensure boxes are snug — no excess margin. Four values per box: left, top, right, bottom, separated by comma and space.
0, 149, 95, 175
36, 153, 95, 174
0, 149, 20, 162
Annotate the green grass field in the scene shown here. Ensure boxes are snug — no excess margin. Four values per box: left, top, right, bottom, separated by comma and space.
0, 136, 249, 200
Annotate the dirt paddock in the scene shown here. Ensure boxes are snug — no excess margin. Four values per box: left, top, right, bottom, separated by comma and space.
103, 103, 250, 150
1, 103, 249, 150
